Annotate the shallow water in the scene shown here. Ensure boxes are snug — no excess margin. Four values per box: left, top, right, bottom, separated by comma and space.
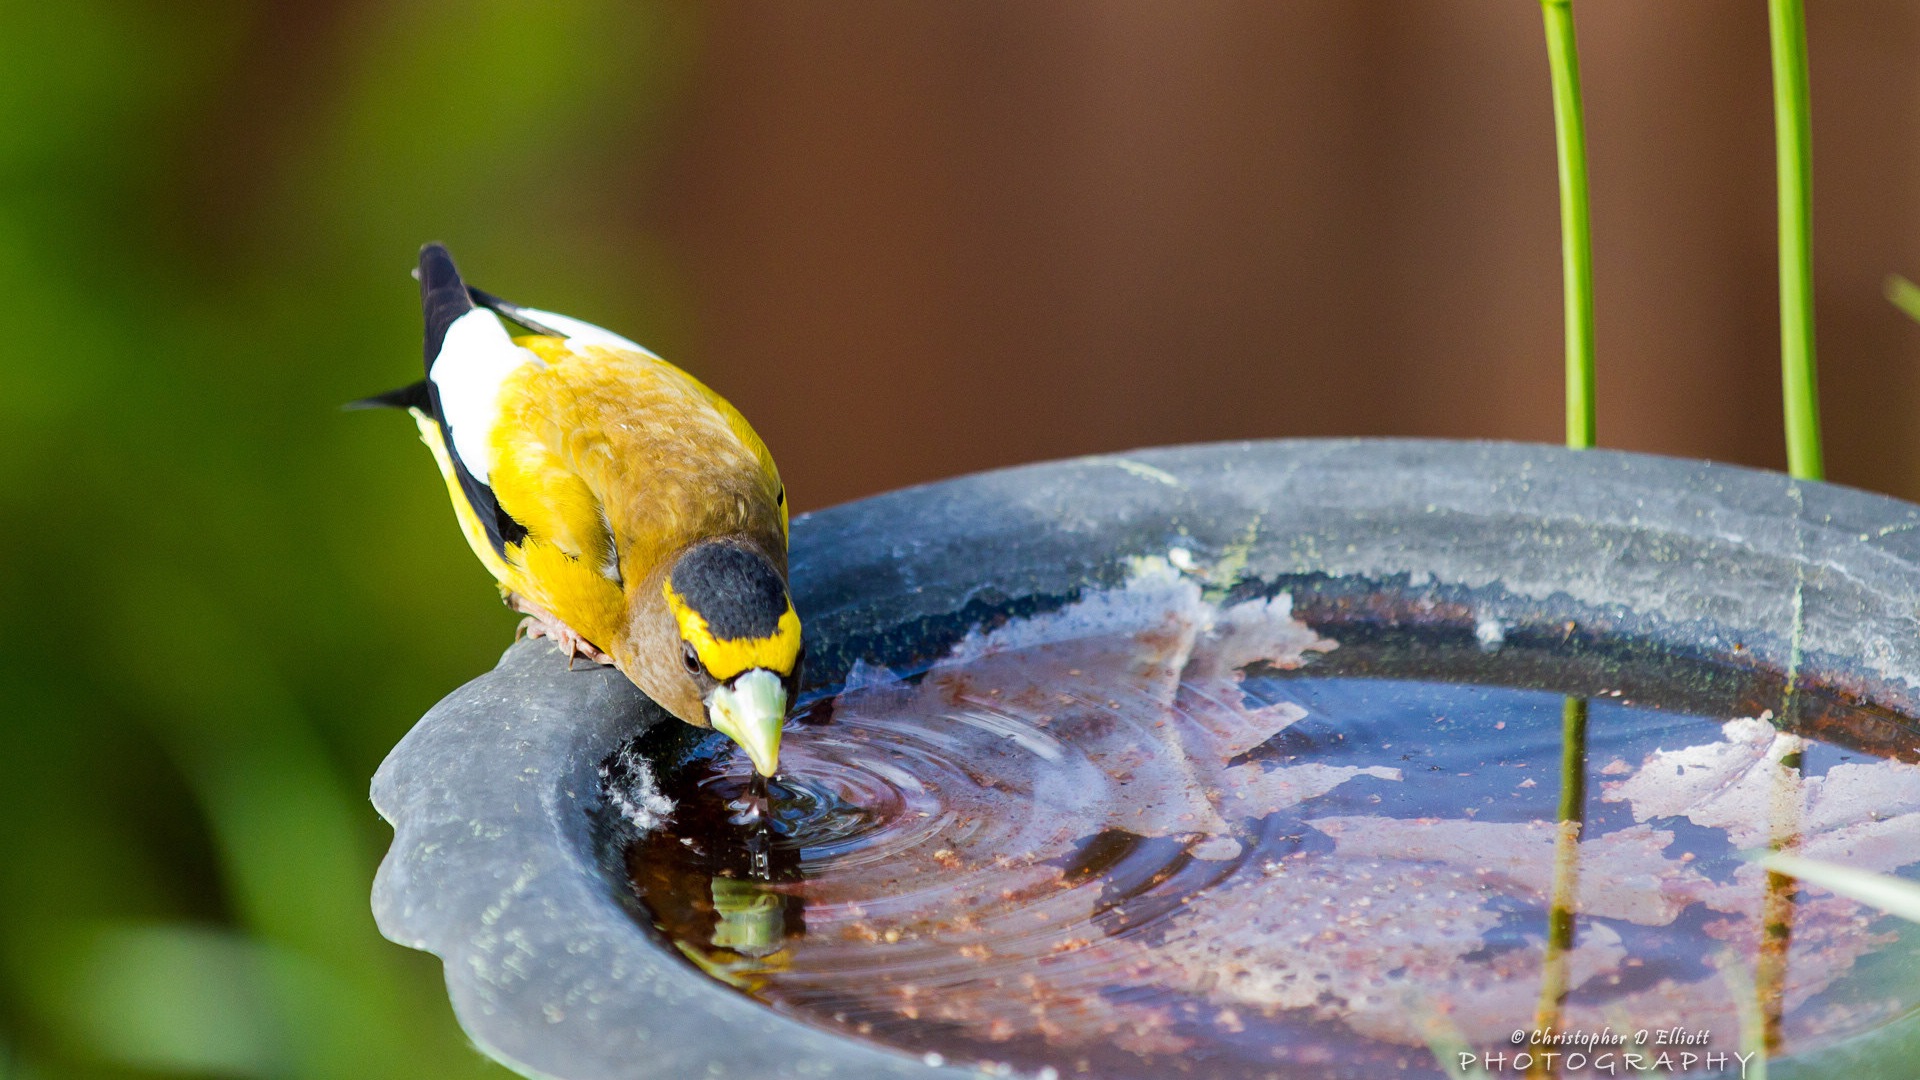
618, 567, 1920, 1078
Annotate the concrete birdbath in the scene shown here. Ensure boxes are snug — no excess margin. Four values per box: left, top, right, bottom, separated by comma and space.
372, 439, 1920, 1079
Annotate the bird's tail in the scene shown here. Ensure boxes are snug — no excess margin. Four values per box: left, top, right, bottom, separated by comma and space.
343, 380, 432, 413
417, 242, 475, 376
343, 242, 471, 414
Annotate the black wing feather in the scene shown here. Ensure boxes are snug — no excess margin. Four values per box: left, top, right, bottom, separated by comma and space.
467, 285, 568, 338
451, 452, 529, 554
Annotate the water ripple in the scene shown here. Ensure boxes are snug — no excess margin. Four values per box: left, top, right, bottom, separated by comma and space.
622, 567, 1920, 1079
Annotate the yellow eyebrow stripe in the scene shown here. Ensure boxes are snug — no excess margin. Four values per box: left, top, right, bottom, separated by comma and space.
663, 581, 802, 680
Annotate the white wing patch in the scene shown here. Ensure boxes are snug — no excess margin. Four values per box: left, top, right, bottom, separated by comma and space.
514, 306, 661, 359
429, 308, 539, 483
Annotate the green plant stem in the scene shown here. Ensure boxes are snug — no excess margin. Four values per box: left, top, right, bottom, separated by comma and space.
1540, 0, 1595, 451
1769, 0, 1822, 481
1887, 274, 1920, 325
1531, 695, 1589, 1053
1555, 695, 1588, 827
1537, 11, 1594, 1059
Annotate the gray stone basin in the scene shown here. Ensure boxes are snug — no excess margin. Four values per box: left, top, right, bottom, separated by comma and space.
370, 438, 1920, 1079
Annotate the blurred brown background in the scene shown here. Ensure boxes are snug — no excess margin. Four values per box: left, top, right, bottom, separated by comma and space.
5, 3, 1920, 1077
655, 1, 1920, 509
170, 0, 1920, 509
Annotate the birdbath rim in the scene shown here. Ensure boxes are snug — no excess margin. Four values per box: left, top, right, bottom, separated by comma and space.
371, 437, 1920, 1079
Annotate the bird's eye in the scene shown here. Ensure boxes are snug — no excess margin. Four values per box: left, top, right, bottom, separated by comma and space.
681, 641, 702, 675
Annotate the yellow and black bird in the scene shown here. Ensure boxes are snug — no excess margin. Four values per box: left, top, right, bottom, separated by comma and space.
356, 244, 799, 775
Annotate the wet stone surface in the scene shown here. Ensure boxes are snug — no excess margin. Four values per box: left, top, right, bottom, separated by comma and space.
611, 562, 1920, 1079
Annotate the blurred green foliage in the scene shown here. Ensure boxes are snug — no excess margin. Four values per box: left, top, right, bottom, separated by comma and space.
0, 2, 696, 1075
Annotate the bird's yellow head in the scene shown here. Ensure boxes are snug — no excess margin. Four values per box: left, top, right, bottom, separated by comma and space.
662, 541, 802, 777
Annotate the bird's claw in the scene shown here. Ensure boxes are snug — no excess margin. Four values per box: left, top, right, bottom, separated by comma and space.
508, 596, 612, 668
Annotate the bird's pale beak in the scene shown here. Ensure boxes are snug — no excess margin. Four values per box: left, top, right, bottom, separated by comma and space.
707, 667, 787, 777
